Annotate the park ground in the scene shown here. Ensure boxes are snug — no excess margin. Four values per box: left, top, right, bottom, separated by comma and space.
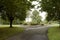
0, 24, 60, 40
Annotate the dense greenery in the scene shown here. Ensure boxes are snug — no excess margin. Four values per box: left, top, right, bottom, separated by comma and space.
41, 0, 60, 21
31, 10, 41, 24
0, 0, 31, 27
41, 0, 60, 27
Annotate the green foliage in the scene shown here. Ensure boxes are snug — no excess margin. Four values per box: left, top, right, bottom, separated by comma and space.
0, 0, 34, 27
0, 0, 33, 26
0, 0, 4, 12
31, 10, 41, 24
41, 0, 60, 21
1, 0, 31, 20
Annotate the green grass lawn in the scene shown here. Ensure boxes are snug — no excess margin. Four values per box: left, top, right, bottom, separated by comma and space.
48, 27, 60, 40
0, 27, 24, 40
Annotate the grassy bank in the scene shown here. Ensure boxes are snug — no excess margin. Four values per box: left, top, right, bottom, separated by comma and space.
48, 27, 60, 40
0, 27, 24, 40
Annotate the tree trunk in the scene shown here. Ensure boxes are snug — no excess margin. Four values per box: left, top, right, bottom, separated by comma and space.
10, 20, 13, 28
9, 17, 14, 28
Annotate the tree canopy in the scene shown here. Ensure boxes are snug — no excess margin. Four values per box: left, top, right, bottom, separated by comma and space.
41, 0, 60, 21
1, 0, 31, 20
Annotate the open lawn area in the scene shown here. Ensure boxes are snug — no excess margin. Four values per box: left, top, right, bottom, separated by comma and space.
48, 27, 60, 40
0, 27, 24, 40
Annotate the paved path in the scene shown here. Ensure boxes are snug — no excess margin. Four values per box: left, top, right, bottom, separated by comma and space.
6, 26, 49, 40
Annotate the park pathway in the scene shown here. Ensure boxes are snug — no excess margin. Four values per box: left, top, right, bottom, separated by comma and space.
6, 25, 49, 40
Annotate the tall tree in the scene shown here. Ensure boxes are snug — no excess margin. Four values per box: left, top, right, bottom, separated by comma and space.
0, 0, 31, 27
41, 0, 60, 26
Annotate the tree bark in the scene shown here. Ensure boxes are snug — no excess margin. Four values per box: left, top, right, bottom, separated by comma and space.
9, 17, 14, 28
10, 19, 13, 28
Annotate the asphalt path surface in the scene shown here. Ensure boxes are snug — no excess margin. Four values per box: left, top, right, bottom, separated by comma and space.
6, 25, 49, 40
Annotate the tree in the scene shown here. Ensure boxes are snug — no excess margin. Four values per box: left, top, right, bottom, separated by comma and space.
31, 10, 41, 24
0, 0, 4, 12
0, 0, 31, 27
41, 0, 60, 27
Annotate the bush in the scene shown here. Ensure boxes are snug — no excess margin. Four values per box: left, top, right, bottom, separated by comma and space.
41, 24, 44, 26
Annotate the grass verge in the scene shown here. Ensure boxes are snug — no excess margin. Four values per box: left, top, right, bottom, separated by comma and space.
48, 27, 60, 40
0, 27, 24, 40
